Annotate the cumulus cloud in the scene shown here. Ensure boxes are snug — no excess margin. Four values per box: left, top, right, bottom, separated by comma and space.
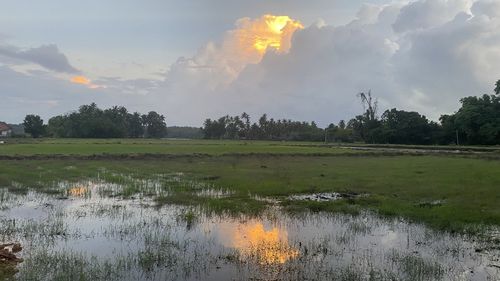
0, 43, 79, 73
156, 15, 304, 123
153, 0, 500, 126
3, 0, 500, 127
165, 15, 302, 89
393, 0, 473, 33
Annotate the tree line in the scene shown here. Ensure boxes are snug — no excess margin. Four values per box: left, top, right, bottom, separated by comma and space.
335, 89, 499, 145
202, 113, 325, 141
23, 103, 167, 138
202, 81, 500, 145
20, 80, 500, 145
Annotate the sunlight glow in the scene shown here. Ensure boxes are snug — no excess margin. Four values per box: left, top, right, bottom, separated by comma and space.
251, 15, 303, 54
230, 222, 299, 265
68, 186, 88, 197
70, 75, 104, 89
71, 76, 91, 85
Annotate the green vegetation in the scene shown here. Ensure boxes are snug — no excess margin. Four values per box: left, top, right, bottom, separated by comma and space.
0, 144, 499, 232
166, 126, 203, 139
22, 115, 44, 138
0, 139, 358, 156
44, 103, 167, 138
1, 138, 498, 157
202, 84, 500, 145
202, 113, 325, 141
10, 80, 500, 145
441, 94, 500, 145
1, 140, 498, 279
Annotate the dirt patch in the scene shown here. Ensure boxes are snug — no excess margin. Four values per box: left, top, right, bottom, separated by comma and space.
0, 243, 23, 277
1, 149, 500, 161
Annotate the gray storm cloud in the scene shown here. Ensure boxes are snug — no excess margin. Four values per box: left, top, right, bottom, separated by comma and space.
0, 43, 79, 73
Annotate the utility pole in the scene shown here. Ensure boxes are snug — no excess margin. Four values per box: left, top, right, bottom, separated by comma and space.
456, 130, 459, 146
324, 128, 328, 144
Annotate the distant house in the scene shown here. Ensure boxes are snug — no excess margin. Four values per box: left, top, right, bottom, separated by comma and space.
0, 122, 12, 137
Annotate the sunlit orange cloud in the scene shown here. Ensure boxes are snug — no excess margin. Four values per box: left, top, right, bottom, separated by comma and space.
251, 15, 303, 54
223, 14, 303, 69
70, 75, 104, 89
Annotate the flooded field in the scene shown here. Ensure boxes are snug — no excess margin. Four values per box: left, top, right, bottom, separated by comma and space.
0, 173, 499, 281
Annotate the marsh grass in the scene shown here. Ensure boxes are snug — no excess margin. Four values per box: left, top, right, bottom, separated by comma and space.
0, 215, 68, 243
0, 137, 498, 281
16, 250, 130, 281
387, 251, 445, 281
1, 186, 497, 281
1, 153, 500, 233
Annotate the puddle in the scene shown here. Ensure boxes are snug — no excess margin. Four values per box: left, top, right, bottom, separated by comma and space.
195, 188, 235, 198
289, 192, 363, 202
0, 177, 499, 281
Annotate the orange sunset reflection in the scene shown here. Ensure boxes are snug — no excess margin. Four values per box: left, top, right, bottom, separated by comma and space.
227, 222, 299, 265
68, 186, 89, 197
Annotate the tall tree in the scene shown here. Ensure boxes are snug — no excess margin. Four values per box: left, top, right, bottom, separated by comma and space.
375, 109, 438, 144
45, 104, 167, 139
240, 112, 251, 138
127, 112, 144, 138
358, 91, 378, 122
349, 91, 381, 143
23, 115, 44, 138
495, 79, 500, 95
202, 113, 325, 141
142, 111, 167, 138
451, 95, 500, 145
104, 106, 129, 137
338, 120, 346, 129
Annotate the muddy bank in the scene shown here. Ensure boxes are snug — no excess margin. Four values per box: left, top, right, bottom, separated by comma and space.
0, 150, 499, 161
0, 243, 23, 278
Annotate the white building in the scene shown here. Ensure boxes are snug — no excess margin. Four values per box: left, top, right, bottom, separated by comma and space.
0, 122, 12, 137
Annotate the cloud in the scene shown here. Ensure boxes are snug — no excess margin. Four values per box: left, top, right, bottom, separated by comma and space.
70, 75, 105, 89
0, 43, 79, 73
166, 14, 303, 88
3, 0, 500, 127
0, 66, 93, 123
392, 0, 473, 33
153, 0, 500, 126
93, 76, 160, 95
156, 14, 304, 123
471, 0, 500, 18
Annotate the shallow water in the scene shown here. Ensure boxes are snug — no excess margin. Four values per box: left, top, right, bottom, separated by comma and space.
0, 177, 499, 281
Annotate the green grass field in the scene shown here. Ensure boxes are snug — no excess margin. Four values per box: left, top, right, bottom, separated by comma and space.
1, 138, 499, 156
0, 138, 499, 233
0, 139, 353, 156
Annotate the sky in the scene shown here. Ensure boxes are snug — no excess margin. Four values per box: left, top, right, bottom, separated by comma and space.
1, 0, 500, 126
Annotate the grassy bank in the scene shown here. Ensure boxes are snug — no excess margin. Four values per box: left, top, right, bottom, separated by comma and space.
1, 154, 499, 232
1, 138, 499, 156
0, 139, 354, 156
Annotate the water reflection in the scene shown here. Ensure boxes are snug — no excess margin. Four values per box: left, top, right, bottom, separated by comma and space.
68, 186, 89, 197
0, 177, 498, 281
224, 222, 299, 265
